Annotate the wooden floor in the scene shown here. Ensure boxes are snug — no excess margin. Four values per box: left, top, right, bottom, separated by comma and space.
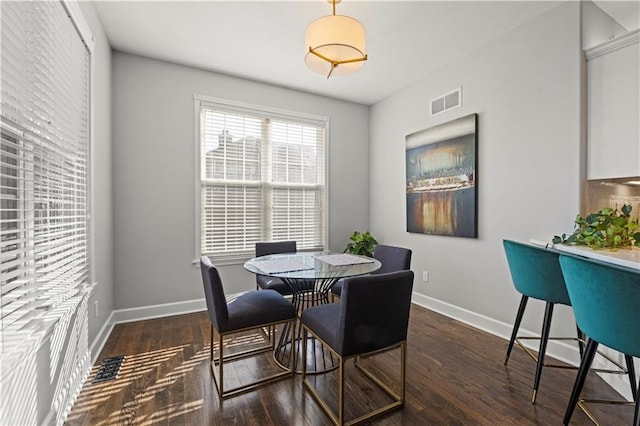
65, 305, 635, 425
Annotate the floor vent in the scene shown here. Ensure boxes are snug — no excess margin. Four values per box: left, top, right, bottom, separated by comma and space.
93, 355, 125, 383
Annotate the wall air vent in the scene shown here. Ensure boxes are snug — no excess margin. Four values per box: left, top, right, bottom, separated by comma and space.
430, 87, 462, 116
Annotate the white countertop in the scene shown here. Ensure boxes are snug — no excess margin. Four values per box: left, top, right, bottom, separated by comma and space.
529, 238, 640, 270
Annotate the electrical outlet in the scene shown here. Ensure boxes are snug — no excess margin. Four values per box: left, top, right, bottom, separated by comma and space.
422, 271, 429, 282
94, 300, 98, 318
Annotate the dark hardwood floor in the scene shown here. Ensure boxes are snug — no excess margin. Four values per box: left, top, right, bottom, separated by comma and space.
65, 304, 634, 425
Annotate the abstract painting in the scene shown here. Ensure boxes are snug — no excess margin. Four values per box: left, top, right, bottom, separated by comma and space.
406, 113, 478, 238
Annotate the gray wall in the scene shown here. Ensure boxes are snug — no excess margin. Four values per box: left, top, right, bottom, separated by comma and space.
112, 53, 370, 309
370, 2, 582, 351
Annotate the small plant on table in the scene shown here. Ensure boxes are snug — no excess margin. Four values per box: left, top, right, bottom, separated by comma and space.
344, 231, 378, 257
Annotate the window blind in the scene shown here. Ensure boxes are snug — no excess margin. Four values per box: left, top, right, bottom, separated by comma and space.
1, 1, 92, 423
198, 100, 327, 261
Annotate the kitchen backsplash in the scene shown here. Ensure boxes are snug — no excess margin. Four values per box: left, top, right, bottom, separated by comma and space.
583, 178, 640, 217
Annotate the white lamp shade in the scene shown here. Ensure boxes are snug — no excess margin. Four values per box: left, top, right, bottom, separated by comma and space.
305, 14, 367, 77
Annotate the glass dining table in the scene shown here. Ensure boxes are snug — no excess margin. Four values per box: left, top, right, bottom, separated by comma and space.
244, 251, 381, 373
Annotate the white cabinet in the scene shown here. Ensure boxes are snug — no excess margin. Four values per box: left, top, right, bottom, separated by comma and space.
586, 31, 640, 180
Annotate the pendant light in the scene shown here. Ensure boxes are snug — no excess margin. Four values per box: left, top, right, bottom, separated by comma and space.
305, 0, 368, 78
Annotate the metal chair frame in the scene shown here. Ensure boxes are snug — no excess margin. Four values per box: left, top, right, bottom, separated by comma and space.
514, 335, 628, 375
301, 325, 406, 426
209, 317, 296, 399
565, 338, 638, 425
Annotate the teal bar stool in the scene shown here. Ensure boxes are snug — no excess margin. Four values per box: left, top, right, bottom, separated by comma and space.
503, 239, 584, 404
559, 254, 639, 425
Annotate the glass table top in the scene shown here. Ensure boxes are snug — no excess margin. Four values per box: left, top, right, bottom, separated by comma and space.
244, 251, 381, 280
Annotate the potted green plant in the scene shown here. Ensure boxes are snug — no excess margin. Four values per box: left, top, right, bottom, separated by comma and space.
553, 204, 640, 250
344, 231, 378, 257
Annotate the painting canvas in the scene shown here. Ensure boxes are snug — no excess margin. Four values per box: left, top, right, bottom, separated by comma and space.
406, 113, 478, 238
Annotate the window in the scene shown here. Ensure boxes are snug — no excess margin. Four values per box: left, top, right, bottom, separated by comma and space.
197, 97, 327, 262
1, 1, 92, 424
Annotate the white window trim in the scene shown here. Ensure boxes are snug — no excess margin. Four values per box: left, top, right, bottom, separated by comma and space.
63, 0, 97, 287
193, 94, 330, 266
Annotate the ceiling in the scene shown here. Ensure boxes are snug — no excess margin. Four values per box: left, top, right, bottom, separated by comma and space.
93, 0, 639, 106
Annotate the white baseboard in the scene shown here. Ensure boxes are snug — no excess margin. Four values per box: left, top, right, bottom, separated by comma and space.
112, 298, 207, 324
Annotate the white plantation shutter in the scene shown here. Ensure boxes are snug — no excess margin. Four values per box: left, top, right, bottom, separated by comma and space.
1, 1, 93, 424
198, 98, 327, 261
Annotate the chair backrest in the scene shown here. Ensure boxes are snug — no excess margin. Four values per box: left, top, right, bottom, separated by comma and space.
502, 239, 571, 305
338, 270, 414, 357
373, 244, 412, 274
559, 254, 640, 357
200, 256, 229, 331
255, 241, 297, 257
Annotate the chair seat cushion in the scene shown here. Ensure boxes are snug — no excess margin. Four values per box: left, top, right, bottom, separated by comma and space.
257, 275, 293, 295
224, 290, 296, 333
301, 303, 341, 352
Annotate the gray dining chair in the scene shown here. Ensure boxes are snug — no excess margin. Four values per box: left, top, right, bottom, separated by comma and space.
255, 241, 297, 295
200, 256, 297, 399
330, 244, 412, 299
301, 270, 414, 425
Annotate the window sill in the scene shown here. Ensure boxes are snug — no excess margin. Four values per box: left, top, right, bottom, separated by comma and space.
0, 283, 96, 373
